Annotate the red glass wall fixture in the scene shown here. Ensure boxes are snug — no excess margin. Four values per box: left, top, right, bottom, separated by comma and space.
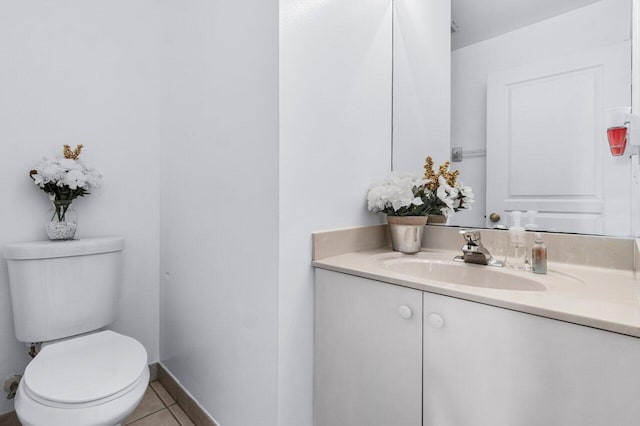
607, 126, 628, 156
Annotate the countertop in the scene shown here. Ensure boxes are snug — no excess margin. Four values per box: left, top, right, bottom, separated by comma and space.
313, 248, 640, 338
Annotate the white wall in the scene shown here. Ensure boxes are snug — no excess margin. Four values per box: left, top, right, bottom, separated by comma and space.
450, 0, 631, 228
160, 1, 392, 425
393, 0, 452, 171
0, 1, 392, 423
279, 1, 392, 425
158, 2, 280, 426
0, 1, 161, 414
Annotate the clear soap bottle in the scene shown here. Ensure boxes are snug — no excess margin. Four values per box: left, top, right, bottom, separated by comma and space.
509, 211, 526, 270
531, 233, 547, 274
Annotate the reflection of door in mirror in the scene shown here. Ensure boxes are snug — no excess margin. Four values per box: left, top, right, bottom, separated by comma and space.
448, 0, 632, 236
486, 41, 631, 235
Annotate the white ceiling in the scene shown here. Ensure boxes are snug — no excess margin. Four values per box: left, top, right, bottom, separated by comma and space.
451, 0, 601, 50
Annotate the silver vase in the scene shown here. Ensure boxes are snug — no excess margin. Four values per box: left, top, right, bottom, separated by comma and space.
386, 216, 427, 254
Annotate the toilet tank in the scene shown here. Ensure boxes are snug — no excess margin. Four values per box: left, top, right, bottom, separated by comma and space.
3, 237, 124, 343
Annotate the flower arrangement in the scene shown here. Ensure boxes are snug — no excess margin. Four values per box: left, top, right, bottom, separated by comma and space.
29, 145, 101, 239
367, 156, 473, 218
366, 171, 431, 216
422, 156, 474, 217
29, 144, 101, 205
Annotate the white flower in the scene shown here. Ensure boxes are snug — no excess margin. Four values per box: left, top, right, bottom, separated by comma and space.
32, 173, 45, 187
459, 184, 473, 198
436, 176, 463, 217
30, 153, 101, 197
367, 163, 475, 218
434, 177, 475, 217
63, 169, 88, 190
456, 181, 474, 209
59, 158, 83, 171
367, 172, 428, 214
85, 168, 102, 190
436, 176, 456, 205
34, 157, 65, 186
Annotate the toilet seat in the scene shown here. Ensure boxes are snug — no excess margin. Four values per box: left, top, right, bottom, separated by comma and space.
22, 330, 147, 408
15, 331, 149, 426
15, 365, 149, 426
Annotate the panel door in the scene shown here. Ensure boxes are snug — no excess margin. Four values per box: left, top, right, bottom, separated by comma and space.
314, 269, 423, 426
423, 291, 640, 426
486, 41, 631, 235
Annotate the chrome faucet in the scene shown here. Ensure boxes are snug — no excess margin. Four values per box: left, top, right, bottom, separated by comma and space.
453, 230, 505, 267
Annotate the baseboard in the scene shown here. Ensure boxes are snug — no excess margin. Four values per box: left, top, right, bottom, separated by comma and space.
149, 361, 159, 381
157, 363, 219, 426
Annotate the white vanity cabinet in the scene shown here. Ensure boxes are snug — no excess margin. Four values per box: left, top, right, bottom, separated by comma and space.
423, 291, 640, 426
315, 269, 640, 426
314, 269, 423, 426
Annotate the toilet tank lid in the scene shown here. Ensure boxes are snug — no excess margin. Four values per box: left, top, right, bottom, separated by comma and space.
3, 237, 124, 260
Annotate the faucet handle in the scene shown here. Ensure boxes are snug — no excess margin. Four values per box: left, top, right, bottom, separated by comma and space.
459, 229, 482, 245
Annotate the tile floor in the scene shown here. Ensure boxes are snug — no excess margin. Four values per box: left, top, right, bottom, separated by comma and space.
0, 381, 195, 426
125, 381, 195, 426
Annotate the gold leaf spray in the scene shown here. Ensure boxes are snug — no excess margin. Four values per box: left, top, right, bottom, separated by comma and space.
63, 144, 84, 160
423, 156, 459, 191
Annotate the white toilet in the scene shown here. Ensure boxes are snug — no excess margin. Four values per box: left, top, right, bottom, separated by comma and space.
4, 237, 149, 426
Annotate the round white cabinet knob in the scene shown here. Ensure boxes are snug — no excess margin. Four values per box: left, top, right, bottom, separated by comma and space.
428, 313, 444, 328
398, 305, 413, 319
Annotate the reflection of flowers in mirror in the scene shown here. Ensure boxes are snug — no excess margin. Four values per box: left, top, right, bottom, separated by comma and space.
423, 156, 474, 217
367, 156, 474, 218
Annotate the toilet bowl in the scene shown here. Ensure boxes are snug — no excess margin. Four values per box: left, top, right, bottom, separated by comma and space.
14, 331, 149, 426
3, 237, 149, 425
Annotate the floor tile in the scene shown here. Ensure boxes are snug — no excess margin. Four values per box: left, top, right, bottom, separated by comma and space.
168, 404, 195, 426
151, 381, 176, 407
127, 409, 180, 426
0, 381, 198, 426
0, 411, 21, 426
124, 387, 165, 424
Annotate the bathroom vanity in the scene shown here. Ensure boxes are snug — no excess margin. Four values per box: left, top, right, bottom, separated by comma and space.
312, 226, 640, 426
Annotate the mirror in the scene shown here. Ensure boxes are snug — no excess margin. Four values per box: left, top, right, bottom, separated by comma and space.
399, 0, 637, 237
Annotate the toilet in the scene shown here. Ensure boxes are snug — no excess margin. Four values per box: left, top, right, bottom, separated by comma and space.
4, 237, 149, 426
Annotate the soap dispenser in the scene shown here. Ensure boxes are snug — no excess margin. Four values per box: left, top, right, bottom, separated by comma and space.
509, 211, 526, 270
531, 233, 547, 274
525, 210, 539, 230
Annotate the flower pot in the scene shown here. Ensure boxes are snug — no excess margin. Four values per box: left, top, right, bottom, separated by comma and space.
46, 199, 77, 240
386, 216, 427, 254
427, 215, 448, 225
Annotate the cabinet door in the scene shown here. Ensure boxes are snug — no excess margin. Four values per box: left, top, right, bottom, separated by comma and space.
423, 291, 640, 426
315, 269, 423, 426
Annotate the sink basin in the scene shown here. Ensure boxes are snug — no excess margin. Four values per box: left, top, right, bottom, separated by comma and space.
380, 256, 546, 291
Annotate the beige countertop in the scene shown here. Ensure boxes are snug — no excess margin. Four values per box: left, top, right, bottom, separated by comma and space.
313, 247, 640, 338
